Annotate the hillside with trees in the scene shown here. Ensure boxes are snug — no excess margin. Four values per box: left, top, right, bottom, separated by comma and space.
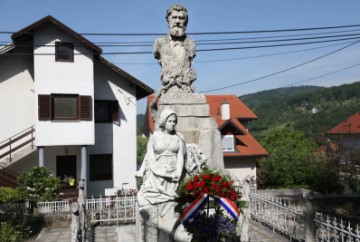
240, 82, 360, 143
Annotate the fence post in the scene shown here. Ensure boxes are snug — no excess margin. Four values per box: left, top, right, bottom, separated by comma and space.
71, 202, 80, 242
303, 191, 316, 242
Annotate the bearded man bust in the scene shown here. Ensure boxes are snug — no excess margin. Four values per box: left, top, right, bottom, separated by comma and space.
153, 4, 197, 94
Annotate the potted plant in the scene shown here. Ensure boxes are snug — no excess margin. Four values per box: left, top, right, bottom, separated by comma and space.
63, 175, 76, 187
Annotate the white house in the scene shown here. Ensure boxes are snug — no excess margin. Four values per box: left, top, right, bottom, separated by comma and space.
0, 16, 153, 196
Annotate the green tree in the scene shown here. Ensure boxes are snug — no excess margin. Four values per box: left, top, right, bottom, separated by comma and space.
258, 128, 342, 193
17, 166, 60, 202
137, 135, 148, 167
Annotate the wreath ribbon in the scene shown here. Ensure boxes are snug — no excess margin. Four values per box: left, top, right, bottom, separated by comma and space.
180, 193, 208, 224
180, 193, 240, 224
215, 196, 240, 221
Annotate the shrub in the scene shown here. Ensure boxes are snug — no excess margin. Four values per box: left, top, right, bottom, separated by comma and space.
0, 187, 26, 204
0, 216, 30, 242
17, 166, 60, 202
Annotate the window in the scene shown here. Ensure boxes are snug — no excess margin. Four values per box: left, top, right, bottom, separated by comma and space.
95, 100, 119, 124
90, 154, 113, 181
38, 94, 92, 121
221, 135, 235, 152
55, 42, 74, 62
53, 95, 78, 120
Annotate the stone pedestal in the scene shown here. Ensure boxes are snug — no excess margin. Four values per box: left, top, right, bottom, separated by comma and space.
136, 202, 191, 242
154, 93, 224, 170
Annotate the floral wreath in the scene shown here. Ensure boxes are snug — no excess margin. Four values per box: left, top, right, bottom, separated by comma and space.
175, 167, 245, 241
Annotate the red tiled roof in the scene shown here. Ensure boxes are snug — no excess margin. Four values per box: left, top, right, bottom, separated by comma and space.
206, 95, 268, 157
144, 94, 268, 157
327, 112, 360, 135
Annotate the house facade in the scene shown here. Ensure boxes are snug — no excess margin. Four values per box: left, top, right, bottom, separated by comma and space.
0, 16, 153, 196
143, 94, 268, 182
326, 111, 360, 193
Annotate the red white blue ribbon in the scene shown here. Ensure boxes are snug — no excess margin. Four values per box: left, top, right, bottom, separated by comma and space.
215, 196, 240, 221
180, 193, 208, 224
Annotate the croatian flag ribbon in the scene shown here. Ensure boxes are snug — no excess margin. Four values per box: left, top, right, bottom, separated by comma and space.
215, 196, 240, 221
180, 193, 208, 224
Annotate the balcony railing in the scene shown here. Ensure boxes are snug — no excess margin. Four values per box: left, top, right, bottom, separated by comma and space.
0, 125, 35, 163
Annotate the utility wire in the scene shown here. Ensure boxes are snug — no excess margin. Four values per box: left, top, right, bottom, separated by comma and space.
196, 60, 360, 103
113, 41, 355, 65
1, 23, 360, 36
195, 28, 360, 42
200, 40, 360, 93
284, 62, 360, 87
3, 36, 360, 56
3, 28, 360, 46
197, 36, 360, 53
3, 32, 360, 48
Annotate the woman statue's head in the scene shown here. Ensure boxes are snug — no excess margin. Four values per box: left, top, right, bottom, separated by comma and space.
158, 109, 177, 133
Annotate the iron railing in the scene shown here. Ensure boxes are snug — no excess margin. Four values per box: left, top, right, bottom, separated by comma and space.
314, 213, 360, 242
0, 125, 35, 163
37, 200, 70, 213
249, 193, 306, 241
86, 195, 137, 224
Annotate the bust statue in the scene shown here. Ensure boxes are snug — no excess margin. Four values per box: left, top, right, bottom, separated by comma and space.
153, 4, 197, 95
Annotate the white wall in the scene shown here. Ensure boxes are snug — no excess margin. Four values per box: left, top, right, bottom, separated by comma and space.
224, 157, 257, 181
94, 60, 138, 190
0, 54, 35, 141
34, 23, 94, 146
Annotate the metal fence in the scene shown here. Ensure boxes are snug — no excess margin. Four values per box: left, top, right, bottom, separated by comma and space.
37, 200, 70, 213
0, 202, 27, 214
249, 193, 306, 241
314, 213, 360, 242
86, 195, 137, 224
249, 193, 360, 242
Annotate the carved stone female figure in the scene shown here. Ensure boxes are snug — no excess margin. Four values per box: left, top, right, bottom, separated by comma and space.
137, 109, 186, 206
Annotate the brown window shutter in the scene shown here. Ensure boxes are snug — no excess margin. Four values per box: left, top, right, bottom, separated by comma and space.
79, 96, 92, 120
38, 95, 52, 120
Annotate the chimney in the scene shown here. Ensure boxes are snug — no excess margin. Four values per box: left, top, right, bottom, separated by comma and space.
221, 99, 230, 120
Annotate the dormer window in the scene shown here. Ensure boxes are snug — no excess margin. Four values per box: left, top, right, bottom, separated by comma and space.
221, 135, 235, 152
55, 42, 74, 62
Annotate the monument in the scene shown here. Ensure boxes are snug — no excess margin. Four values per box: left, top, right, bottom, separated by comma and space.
137, 4, 225, 241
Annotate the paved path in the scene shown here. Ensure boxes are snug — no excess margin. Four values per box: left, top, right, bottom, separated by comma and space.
35, 221, 290, 242
249, 220, 289, 242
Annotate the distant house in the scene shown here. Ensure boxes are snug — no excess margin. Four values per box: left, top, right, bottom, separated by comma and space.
327, 111, 360, 162
326, 111, 360, 193
0, 16, 153, 196
143, 95, 268, 181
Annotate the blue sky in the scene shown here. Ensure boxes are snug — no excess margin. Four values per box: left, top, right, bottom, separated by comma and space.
1, 0, 360, 113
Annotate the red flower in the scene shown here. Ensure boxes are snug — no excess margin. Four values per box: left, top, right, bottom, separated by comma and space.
222, 181, 230, 188
202, 187, 209, 194
212, 183, 219, 190
193, 182, 199, 189
202, 174, 210, 179
217, 191, 224, 197
186, 183, 193, 191
193, 175, 199, 182
199, 180, 205, 187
